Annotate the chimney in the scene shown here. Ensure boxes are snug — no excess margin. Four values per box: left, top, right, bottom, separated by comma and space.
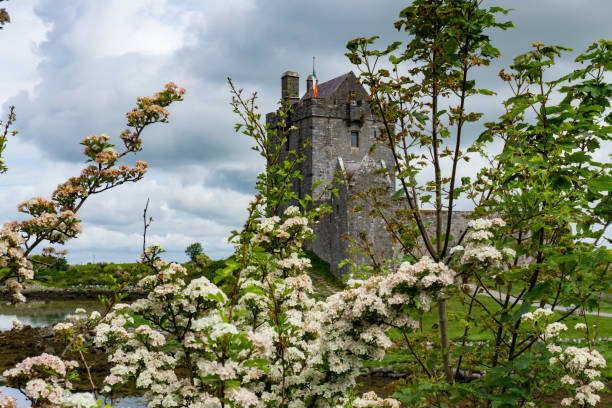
306, 74, 314, 94
281, 71, 299, 105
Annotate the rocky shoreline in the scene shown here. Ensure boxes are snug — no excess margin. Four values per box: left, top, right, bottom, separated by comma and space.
0, 284, 146, 303
0, 325, 114, 391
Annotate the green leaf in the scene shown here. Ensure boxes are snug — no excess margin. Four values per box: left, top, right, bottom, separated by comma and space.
550, 175, 572, 191
588, 175, 612, 192
413, 111, 428, 124
391, 189, 404, 200
443, 38, 459, 55
567, 151, 590, 164
512, 302, 531, 323
478, 89, 497, 96
388, 54, 401, 65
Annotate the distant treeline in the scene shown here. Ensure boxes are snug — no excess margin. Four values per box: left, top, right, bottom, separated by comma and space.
29, 254, 227, 288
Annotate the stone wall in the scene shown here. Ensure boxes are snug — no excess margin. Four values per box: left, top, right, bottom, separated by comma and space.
391, 206, 473, 259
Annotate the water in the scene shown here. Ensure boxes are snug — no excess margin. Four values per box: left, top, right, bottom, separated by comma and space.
0, 386, 146, 407
0, 300, 147, 406
0, 300, 103, 331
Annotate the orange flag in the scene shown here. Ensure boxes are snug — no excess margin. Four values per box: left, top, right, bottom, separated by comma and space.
312, 61, 318, 98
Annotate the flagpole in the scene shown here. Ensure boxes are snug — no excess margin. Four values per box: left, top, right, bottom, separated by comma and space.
312, 56, 318, 98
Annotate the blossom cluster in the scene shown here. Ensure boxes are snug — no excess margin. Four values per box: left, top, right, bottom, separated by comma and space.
3, 201, 80, 303
0, 222, 33, 302
1, 353, 97, 407
11, 318, 23, 331
451, 217, 514, 267
335, 391, 400, 408
522, 308, 608, 407
251, 206, 313, 252
0, 390, 16, 408
18, 206, 82, 245
309, 256, 455, 402
554, 345, 607, 407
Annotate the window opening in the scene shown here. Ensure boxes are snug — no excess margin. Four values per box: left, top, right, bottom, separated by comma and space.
350, 130, 359, 147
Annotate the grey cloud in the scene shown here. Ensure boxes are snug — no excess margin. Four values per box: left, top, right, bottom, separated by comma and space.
201, 167, 259, 195
13, 0, 612, 170
179, 0, 404, 91
4, 0, 612, 265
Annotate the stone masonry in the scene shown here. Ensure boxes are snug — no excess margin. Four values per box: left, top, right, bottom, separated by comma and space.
267, 71, 470, 277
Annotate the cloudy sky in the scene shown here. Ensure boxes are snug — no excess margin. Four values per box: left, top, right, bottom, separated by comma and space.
1, 0, 611, 264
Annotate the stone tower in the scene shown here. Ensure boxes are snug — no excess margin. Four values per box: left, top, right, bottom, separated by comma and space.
266, 71, 396, 277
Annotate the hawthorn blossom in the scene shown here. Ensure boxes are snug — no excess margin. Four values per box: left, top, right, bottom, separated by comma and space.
0, 391, 16, 408
544, 322, 568, 340
3, 353, 82, 407
521, 307, 554, 322
62, 392, 97, 408
11, 318, 23, 331
538, 330, 607, 406
336, 391, 401, 408
459, 218, 515, 267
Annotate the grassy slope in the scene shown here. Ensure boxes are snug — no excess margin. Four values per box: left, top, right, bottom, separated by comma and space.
366, 295, 612, 379
32, 251, 344, 291
33, 262, 146, 287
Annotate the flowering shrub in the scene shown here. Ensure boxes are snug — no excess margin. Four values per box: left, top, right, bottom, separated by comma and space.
0, 83, 184, 303
85, 83, 409, 407
93, 204, 402, 407
2, 353, 91, 407
346, 1, 611, 406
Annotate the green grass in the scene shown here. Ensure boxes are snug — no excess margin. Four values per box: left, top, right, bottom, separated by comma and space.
31, 251, 343, 295
502, 280, 612, 314
34, 262, 149, 287
365, 295, 612, 379
304, 250, 344, 298
409, 295, 612, 344
599, 294, 612, 314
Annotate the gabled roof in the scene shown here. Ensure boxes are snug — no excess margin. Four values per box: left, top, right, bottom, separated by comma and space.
344, 161, 361, 179
301, 72, 355, 100
339, 156, 391, 185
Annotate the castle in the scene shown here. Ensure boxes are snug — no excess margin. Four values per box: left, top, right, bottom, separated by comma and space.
266, 71, 470, 277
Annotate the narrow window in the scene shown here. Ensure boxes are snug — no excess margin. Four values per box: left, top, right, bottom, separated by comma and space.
350, 130, 359, 147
